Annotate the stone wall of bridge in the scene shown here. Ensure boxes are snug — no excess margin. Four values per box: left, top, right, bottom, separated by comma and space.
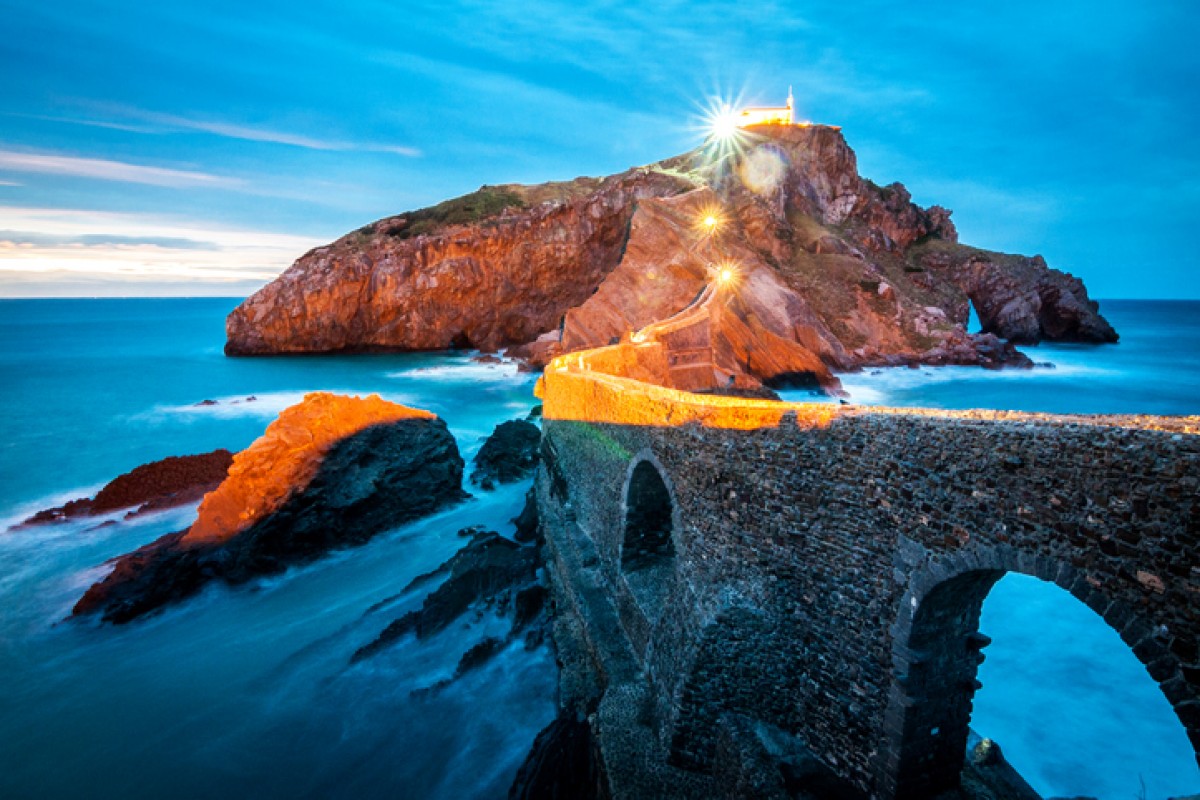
537, 372, 1200, 797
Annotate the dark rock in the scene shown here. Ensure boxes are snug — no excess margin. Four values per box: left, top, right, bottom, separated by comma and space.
73, 419, 465, 624
916, 247, 1117, 344
763, 372, 822, 392
509, 711, 605, 800
13, 449, 234, 529
473, 354, 504, 364
513, 584, 547, 633
471, 419, 542, 489
353, 529, 538, 661
512, 487, 541, 544
527, 404, 543, 420
195, 399, 218, 406
454, 636, 505, 677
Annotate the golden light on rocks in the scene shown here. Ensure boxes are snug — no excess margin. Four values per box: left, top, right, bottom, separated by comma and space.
183, 393, 435, 547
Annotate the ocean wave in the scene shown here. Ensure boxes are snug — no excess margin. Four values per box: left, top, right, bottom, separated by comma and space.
385, 359, 531, 385
834, 361, 1120, 405
0, 484, 106, 532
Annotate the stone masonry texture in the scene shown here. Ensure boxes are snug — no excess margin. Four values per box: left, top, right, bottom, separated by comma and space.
537, 410, 1200, 798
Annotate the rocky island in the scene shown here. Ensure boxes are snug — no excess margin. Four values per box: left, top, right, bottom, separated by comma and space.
225, 124, 1116, 395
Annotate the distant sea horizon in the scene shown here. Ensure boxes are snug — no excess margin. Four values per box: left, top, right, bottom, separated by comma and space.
0, 297, 1196, 799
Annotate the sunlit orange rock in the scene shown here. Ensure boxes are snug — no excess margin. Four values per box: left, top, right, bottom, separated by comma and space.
183, 392, 434, 547
74, 393, 466, 624
225, 172, 695, 355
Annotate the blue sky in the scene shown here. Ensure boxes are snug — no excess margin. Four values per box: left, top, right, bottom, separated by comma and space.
0, 1, 1196, 298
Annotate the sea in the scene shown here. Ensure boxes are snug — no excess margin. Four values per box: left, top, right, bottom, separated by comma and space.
0, 297, 1196, 800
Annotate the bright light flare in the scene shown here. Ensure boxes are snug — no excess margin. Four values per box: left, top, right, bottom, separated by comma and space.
695, 206, 726, 236
715, 262, 741, 289
694, 95, 753, 167
709, 105, 740, 142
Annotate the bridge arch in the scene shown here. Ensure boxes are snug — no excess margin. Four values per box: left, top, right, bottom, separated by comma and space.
881, 544, 1198, 799
619, 451, 679, 620
667, 604, 779, 771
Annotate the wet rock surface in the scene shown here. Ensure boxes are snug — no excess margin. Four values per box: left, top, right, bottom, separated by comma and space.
508, 711, 606, 800
73, 397, 465, 624
512, 487, 541, 544
13, 449, 234, 529
471, 419, 542, 489
352, 528, 540, 661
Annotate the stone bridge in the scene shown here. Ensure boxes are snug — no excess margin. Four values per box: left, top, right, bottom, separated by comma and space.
533, 340, 1200, 799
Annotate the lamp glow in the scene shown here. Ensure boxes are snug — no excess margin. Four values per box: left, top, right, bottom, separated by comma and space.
713, 261, 741, 289
710, 108, 740, 141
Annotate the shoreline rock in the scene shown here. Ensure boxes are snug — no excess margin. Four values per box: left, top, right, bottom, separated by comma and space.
352, 528, 540, 662
73, 393, 466, 624
12, 450, 234, 530
470, 419, 542, 490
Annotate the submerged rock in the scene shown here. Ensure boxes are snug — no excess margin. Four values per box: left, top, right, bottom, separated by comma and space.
352, 529, 539, 661
13, 449, 234, 529
471, 419, 542, 489
73, 393, 466, 624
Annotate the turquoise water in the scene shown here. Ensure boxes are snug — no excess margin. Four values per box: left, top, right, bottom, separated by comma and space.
0, 298, 1197, 799
0, 298, 555, 800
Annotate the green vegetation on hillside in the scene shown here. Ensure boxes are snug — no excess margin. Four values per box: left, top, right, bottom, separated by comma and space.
378, 187, 528, 240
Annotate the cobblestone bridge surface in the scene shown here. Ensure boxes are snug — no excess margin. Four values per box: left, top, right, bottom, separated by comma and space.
534, 344, 1200, 799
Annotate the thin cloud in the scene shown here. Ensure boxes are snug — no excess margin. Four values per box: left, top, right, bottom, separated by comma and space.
53, 105, 422, 158
0, 230, 219, 250
0, 149, 239, 188
0, 206, 323, 294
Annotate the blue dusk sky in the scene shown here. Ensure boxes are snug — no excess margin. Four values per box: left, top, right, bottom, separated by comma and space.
0, 1, 1196, 298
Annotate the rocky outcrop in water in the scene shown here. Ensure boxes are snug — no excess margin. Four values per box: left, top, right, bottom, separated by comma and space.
226, 125, 1115, 390
13, 449, 234, 529
470, 419, 542, 490
73, 393, 466, 623
353, 528, 541, 662
912, 243, 1119, 344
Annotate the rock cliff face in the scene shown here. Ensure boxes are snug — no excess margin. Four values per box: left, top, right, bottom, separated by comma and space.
226, 125, 1115, 387
225, 173, 694, 355
73, 393, 466, 623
